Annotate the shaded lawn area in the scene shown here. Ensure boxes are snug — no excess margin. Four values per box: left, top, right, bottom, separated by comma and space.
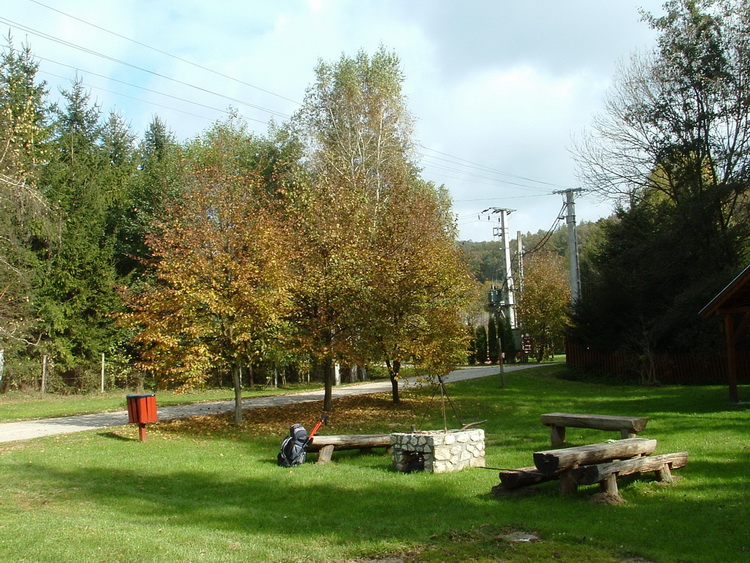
0, 365, 748, 562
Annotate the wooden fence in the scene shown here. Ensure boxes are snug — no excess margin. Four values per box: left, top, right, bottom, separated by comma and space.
566, 340, 750, 385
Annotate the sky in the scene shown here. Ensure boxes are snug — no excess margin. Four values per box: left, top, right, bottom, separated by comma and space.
2, 0, 667, 241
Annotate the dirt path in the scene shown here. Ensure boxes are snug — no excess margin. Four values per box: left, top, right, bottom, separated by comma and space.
0, 364, 542, 443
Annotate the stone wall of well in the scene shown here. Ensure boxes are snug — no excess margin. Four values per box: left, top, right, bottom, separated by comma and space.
390, 429, 485, 473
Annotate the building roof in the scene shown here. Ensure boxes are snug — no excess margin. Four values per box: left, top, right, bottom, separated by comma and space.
699, 264, 750, 318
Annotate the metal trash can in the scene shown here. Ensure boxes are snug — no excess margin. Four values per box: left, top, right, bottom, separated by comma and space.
126, 393, 157, 441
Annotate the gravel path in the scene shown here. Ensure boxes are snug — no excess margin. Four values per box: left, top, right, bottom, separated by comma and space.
0, 364, 542, 443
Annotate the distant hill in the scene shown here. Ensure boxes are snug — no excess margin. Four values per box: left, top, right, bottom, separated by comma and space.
459, 219, 610, 284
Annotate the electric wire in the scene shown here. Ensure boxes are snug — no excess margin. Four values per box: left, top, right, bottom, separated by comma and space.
39, 57, 240, 119
8, 1, 584, 239
38, 69, 218, 122
521, 202, 567, 255
420, 159, 557, 192
26, 0, 303, 107
0, 15, 292, 120
419, 143, 566, 188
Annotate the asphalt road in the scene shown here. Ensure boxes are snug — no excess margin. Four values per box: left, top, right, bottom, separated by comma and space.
0, 364, 542, 443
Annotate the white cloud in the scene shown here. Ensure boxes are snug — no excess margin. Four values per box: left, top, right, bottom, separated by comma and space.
2, 0, 666, 239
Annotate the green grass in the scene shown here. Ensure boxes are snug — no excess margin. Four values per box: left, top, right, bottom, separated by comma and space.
1, 365, 748, 562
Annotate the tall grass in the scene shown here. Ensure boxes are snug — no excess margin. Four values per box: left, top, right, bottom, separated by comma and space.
0, 365, 748, 562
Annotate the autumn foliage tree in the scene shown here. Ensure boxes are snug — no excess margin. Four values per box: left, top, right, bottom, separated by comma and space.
364, 179, 472, 401
291, 47, 472, 406
123, 143, 292, 423
517, 251, 570, 362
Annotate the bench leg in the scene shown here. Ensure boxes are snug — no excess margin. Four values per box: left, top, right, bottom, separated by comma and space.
317, 444, 335, 464
620, 429, 638, 439
655, 463, 673, 483
600, 474, 619, 496
550, 426, 566, 448
559, 471, 577, 495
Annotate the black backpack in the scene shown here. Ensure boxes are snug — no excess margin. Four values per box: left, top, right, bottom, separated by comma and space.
277, 423, 309, 467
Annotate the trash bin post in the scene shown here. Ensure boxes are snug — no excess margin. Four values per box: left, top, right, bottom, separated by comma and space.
126, 393, 157, 441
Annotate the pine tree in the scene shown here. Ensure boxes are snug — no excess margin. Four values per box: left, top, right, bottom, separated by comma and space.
36, 79, 122, 377
0, 37, 52, 361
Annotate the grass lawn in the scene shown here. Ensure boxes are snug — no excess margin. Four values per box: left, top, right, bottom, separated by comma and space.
1, 365, 748, 562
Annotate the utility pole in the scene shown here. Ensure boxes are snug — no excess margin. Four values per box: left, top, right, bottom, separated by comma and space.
483, 207, 517, 329
516, 230, 523, 294
554, 189, 582, 302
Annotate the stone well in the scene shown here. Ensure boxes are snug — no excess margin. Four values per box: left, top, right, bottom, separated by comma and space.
390, 429, 485, 473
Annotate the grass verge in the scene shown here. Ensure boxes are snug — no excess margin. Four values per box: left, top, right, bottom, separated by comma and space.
1, 365, 748, 562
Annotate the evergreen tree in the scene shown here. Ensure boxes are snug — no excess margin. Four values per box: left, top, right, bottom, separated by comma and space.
0, 38, 52, 361
116, 116, 184, 278
500, 315, 518, 363
37, 79, 122, 376
573, 0, 750, 356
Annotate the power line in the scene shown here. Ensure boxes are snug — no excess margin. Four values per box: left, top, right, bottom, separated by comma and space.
521, 202, 567, 256
37, 57, 268, 125
38, 69, 218, 122
420, 158, 557, 192
0, 15, 292, 120
419, 143, 566, 189
9, 2, 579, 215
26, 0, 303, 107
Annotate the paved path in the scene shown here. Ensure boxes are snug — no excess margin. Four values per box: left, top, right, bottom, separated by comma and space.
0, 364, 540, 443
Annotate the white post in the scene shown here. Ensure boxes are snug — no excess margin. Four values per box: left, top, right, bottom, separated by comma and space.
101, 353, 106, 392
41, 355, 48, 394
499, 210, 517, 329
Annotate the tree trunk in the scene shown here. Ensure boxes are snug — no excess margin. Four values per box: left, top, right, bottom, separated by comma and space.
386, 359, 401, 403
232, 364, 243, 425
323, 355, 334, 412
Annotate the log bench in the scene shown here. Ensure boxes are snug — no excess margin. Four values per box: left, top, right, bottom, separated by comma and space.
540, 412, 650, 447
307, 434, 391, 464
496, 437, 687, 499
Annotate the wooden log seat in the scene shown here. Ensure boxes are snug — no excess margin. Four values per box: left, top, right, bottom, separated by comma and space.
496, 439, 687, 499
540, 412, 650, 447
533, 437, 657, 475
307, 434, 391, 464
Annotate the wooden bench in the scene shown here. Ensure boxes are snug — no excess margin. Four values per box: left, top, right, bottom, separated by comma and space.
570, 452, 688, 496
495, 437, 687, 499
307, 434, 391, 464
540, 412, 650, 447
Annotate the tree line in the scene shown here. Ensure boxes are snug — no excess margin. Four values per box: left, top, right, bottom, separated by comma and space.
0, 43, 474, 418
570, 0, 750, 379
465, 0, 750, 379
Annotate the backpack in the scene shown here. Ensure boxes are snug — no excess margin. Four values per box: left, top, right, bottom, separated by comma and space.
277, 423, 309, 467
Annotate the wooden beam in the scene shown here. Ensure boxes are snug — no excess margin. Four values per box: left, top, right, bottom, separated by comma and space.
725, 314, 739, 404
533, 438, 658, 476
307, 434, 391, 452
540, 413, 649, 433
571, 452, 688, 486
498, 466, 557, 489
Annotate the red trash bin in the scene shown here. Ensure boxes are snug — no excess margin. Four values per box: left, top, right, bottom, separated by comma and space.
126, 393, 157, 441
